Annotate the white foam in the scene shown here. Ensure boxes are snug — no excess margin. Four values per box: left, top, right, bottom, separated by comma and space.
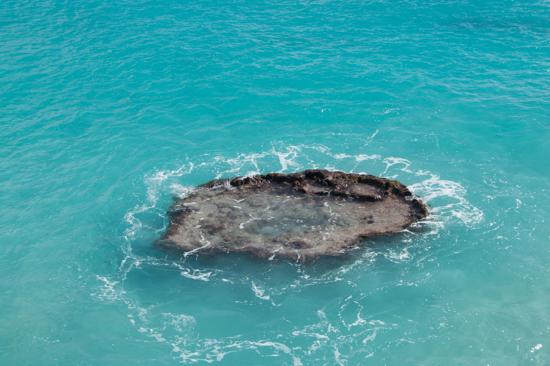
181, 268, 212, 281
251, 281, 271, 301
356, 154, 381, 162
362, 329, 377, 345
272, 145, 301, 172
409, 174, 484, 229
95, 275, 121, 302
162, 313, 196, 332
124, 163, 194, 241
333, 347, 346, 366
170, 183, 193, 198
98, 142, 484, 364
383, 157, 413, 175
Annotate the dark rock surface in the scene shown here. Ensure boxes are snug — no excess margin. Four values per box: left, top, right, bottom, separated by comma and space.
158, 170, 428, 261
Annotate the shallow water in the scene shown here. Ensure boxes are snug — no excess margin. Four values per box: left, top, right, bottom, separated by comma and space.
1, 0, 549, 365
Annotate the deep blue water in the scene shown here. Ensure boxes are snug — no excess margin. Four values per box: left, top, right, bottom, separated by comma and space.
1, 0, 549, 365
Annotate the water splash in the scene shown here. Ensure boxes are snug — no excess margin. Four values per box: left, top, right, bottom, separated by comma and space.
93, 143, 483, 364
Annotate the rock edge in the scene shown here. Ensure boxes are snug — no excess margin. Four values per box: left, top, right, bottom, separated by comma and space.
159, 170, 428, 261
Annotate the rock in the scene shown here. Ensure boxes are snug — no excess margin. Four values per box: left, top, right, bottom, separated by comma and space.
158, 170, 428, 261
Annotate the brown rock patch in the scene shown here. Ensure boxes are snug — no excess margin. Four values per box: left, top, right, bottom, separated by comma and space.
158, 170, 428, 261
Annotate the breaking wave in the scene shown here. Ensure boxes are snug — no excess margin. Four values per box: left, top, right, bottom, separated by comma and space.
94, 142, 483, 364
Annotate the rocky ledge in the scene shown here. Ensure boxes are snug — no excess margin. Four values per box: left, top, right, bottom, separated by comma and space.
158, 170, 428, 261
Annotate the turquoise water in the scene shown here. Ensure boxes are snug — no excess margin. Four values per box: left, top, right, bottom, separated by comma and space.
1, 0, 549, 364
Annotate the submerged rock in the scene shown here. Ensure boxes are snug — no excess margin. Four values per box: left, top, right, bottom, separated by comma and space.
158, 170, 428, 261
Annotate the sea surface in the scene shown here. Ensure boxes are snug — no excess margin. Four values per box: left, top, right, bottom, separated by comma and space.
1, 0, 549, 365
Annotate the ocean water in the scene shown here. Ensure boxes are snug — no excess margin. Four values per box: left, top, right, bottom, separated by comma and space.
1, 0, 549, 364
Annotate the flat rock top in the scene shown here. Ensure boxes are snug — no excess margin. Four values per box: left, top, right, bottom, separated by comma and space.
159, 170, 428, 261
